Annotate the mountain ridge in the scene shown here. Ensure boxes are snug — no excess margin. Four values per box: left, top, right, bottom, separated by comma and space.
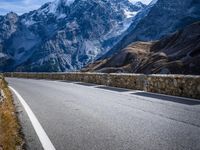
0, 0, 146, 72
1, 0, 200, 74
101, 0, 200, 59
83, 21, 200, 75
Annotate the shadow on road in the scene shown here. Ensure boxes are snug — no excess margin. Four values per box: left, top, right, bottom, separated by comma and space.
60, 80, 77, 83
132, 92, 200, 105
75, 82, 98, 86
96, 86, 131, 92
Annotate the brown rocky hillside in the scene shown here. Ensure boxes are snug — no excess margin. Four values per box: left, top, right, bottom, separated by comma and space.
83, 22, 200, 75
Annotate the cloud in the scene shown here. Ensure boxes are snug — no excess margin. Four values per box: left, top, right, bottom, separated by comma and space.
0, 0, 53, 15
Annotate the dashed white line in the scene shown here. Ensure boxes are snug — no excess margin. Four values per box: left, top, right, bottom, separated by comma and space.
9, 86, 56, 150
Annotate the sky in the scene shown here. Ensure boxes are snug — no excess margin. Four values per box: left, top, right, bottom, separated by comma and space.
0, 0, 152, 15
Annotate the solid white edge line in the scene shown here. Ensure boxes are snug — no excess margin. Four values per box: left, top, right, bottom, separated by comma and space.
9, 86, 56, 150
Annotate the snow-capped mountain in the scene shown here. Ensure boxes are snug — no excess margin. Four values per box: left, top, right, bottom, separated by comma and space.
103, 0, 200, 58
0, 0, 146, 72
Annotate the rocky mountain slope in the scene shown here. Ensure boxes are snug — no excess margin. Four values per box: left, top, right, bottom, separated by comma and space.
83, 22, 200, 75
0, 0, 145, 72
102, 0, 200, 59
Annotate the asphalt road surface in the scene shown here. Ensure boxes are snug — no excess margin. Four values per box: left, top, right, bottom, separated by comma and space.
6, 78, 200, 150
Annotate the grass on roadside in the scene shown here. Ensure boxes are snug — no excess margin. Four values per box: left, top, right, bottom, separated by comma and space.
0, 75, 24, 150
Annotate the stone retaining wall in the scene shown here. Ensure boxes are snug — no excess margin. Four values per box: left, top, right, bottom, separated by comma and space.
4, 72, 200, 100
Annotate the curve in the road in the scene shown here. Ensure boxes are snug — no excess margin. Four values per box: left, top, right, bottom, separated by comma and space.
9, 86, 56, 150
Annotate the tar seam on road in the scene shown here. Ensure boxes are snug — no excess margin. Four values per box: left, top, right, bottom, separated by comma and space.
9, 86, 56, 150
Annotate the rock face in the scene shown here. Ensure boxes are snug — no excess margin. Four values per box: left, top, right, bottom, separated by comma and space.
103, 0, 200, 58
84, 22, 200, 75
1, 0, 200, 73
0, 0, 145, 72
0, 12, 19, 71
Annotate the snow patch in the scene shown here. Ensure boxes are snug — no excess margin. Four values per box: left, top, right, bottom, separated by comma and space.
48, 1, 58, 14
63, 0, 75, 6
57, 13, 67, 19
84, 40, 101, 57
49, 0, 75, 13
22, 19, 36, 26
124, 10, 138, 18
149, 0, 158, 5
0, 53, 7, 58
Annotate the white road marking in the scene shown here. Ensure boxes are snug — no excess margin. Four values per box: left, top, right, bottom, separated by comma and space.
9, 86, 56, 150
